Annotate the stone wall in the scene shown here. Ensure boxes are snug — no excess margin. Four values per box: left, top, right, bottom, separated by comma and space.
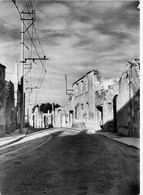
0, 64, 6, 136
94, 76, 119, 132
72, 70, 98, 130
117, 60, 140, 137
66, 62, 139, 137
5, 81, 15, 134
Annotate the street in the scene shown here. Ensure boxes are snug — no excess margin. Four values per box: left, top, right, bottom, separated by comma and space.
0, 129, 140, 195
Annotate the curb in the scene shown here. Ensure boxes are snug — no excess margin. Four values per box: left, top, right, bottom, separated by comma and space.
0, 135, 26, 149
97, 133, 140, 150
25, 129, 49, 137
0, 128, 51, 149
0, 134, 52, 164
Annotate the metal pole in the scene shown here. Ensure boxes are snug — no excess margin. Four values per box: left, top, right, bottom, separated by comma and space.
20, 11, 24, 133
128, 61, 135, 137
65, 74, 67, 95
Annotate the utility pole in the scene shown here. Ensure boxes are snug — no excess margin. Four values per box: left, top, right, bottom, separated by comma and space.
64, 74, 74, 99
19, 8, 49, 133
20, 10, 35, 133
20, 11, 24, 133
11, 1, 49, 133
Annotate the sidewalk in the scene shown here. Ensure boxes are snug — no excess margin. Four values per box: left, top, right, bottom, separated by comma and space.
0, 128, 56, 149
0, 128, 28, 148
0, 128, 140, 150
96, 130, 140, 149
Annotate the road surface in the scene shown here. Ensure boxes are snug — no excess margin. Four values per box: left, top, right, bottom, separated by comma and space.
0, 129, 140, 195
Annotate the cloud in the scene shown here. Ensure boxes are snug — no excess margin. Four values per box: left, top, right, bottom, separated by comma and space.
0, 0, 140, 105
0, 23, 20, 41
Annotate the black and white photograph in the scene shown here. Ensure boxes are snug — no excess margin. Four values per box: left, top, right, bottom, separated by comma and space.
0, 0, 140, 194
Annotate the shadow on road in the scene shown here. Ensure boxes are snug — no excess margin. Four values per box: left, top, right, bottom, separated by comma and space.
0, 129, 140, 195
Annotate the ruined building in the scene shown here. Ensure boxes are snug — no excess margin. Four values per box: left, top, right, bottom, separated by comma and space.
30, 105, 54, 129
5, 81, 15, 134
117, 59, 140, 137
0, 63, 16, 136
94, 76, 119, 132
0, 64, 6, 136
72, 70, 98, 130
65, 59, 140, 137
68, 70, 118, 131
54, 106, 70, 128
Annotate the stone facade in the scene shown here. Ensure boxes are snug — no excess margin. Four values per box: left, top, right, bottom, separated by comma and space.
117, 59, 140, 137
94, 77, 119, 132
67, 70, 119, 131
30, 106, 53, 129
65, 60, 139, 137
5, 81, 15, 134
0, 64, 6, 136
54, 106, 70, 128
72, 70, 99, 130
0, 64, 16, 136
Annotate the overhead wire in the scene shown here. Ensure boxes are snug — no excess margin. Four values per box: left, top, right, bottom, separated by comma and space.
25, 0, 46, 72
24, 0, 47, 103
35, 70, 46, 104
24, 0, 47, 104
27, 0, 46, 57
12, 0, 46, 73
24, 0, 34, 105
12, 0, 47, 105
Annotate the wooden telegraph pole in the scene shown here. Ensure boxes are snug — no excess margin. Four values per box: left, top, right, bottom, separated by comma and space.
20, 9, 49, 133
20, 10, 35, 133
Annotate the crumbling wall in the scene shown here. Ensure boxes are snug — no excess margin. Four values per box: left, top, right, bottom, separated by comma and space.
5, 81, 15, 134
0, 64, 6, 137
73, 71, 96, 130
94, 75, 119, 132
117, 60, 140, 137
102, 83, 119, 132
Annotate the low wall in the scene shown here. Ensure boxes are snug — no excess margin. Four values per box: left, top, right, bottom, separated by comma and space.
85, 122, 101, 131
72, 121, 101, 132
0, 125, 5, 137
118, 125, 129, 136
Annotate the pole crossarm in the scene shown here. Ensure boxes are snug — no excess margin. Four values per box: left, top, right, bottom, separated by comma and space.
21, 10, 36, 33
26, 86, 38, 90
25, 56, 49, 62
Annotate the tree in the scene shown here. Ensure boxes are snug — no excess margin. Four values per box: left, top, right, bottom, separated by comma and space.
54, 103, 60, 109
39, 102, 61, 113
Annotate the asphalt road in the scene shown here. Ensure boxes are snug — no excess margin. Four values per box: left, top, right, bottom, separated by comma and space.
0, 129, 140, 195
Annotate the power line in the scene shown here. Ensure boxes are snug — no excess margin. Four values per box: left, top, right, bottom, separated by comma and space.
24, 0, 47, 70
35, 70, 46, 104
11, 0, 48, 106
24, 0, 48, 104
26, 0, 33, 11
11, 0, 46, 72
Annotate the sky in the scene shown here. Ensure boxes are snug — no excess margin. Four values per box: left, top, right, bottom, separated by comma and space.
0, 0, 140, 106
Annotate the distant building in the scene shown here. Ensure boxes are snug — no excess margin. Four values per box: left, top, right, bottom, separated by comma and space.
54, 106, 69, 128
30, 106, 53, 129
0, 63, 6, 136
117, 59, 140, 137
